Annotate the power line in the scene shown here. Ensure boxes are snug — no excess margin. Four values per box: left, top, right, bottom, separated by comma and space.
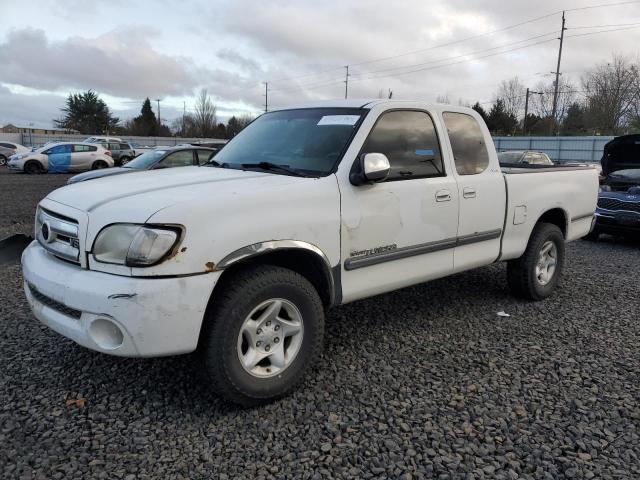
349, 11, 561, 68
350, 30, 559, 78
266, 0, 640, 87
565, 0, 640, 12
350, 38, 559, 83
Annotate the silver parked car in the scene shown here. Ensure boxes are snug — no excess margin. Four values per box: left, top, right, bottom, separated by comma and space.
7, 142, 114, 174
498, 150, 554, 166
0, 141, 30, 166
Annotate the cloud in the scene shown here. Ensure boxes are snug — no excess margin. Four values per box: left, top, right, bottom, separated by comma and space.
0, 27, 201, 98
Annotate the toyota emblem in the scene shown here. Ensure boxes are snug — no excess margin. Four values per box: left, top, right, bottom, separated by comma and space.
41, 221, 53, 243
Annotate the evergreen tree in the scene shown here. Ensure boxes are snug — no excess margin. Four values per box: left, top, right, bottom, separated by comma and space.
487, 99, 518, 134
55, 90, 119, 134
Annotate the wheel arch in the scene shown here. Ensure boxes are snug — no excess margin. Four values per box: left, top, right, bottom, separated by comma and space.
535, 208, 568, 238
213, 240, 340, 309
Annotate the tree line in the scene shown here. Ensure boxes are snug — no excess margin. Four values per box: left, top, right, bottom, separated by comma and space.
54, 89, 254, 139
465, 54, 640, 136
53, 53, 640, 138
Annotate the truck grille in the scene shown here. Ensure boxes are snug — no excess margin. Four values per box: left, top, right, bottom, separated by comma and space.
28, 283, 82, 319
598, 197, 640, 214
36, 207, 81, 264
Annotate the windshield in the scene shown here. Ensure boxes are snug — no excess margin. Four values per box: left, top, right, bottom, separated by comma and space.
123, 150, 167, 169
498, 151, 523, 163
212, 108, 366, 176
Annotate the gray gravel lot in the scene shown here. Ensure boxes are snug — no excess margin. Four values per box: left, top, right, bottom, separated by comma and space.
1, 168, 639, 479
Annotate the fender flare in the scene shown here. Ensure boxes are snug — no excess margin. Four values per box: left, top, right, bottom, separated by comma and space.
216, 240, 340, 306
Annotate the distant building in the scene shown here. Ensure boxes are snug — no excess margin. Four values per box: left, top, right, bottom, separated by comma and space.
0, 124, 78, 134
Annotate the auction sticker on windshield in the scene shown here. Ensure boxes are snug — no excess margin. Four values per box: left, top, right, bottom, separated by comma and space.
317, 115, 360, 126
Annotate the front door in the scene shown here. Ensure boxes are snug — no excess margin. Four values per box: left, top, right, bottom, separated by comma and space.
47, 144, 73, 173
340, 109, 459, 302
441, 111, 506, 271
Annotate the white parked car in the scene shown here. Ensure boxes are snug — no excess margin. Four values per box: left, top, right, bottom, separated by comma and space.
83, 136, 122, 144
21, 100, 598, 405
7, 142, 114, 174
0, 141, 30, 165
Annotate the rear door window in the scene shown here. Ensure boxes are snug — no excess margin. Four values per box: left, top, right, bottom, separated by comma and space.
196, 149, 215, 165
160, 150, 195, 168
360, 110, 444, 181
442, 112, 490, 175
119, 143, 130, 150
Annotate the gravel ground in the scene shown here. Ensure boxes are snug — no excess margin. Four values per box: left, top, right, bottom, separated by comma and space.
1, 168, 639, 480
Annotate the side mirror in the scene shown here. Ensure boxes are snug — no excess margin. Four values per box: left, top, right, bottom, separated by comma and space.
350, 153, 390, 186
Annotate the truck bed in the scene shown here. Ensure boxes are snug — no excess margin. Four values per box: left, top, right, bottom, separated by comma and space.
499, 166, 599, 261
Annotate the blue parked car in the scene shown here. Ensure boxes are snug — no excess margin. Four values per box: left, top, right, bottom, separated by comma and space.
587, 135, 640, 239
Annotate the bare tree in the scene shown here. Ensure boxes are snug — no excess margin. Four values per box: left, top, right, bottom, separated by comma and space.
582, 55, 639, 134
530, 77, 576, 123
193, 89, 218, 138
495, 77, 526, 120
436, 94, 450, 104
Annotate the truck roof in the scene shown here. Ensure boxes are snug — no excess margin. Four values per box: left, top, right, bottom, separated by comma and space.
271, 99, 443, 111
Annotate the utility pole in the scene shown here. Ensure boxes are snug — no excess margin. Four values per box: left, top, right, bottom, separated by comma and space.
155, 98, 161, 127
263, 82, 269, 112
551, 11, 566, 130
523, 88, 543, 134
182, 101, 186, 136
344, 66, 350, 99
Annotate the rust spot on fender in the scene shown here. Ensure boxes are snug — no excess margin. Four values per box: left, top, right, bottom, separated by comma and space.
205, 261, 215, 272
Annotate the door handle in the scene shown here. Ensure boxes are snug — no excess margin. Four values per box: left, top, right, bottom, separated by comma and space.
463, 187, 476, 199
435, 190, 451, 202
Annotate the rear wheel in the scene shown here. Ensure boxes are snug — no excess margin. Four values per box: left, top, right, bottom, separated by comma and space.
24, 161, 44, 174
0, 154, 7, 166
199, 265, 325, 406
91, 160, 108, 170
507, 222, 565, 300
120, 156, 131, 165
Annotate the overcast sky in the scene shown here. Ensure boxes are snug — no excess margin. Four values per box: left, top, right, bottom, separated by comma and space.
2, 0, 640, 128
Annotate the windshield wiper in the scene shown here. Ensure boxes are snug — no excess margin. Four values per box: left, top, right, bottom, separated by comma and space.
240, 161, 306, 177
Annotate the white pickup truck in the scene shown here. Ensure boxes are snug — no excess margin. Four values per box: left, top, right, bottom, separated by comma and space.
22, 100, 598, 405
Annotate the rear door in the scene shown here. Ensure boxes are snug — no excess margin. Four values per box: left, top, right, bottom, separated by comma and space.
442, 111, 506, 271
71, 144, 96, 170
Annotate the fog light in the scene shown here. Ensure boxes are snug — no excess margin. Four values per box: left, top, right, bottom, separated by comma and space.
89, 318, 124, 350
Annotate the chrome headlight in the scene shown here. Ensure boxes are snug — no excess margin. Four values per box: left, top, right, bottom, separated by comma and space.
599, 184, 612, 192
93, 224, 181, 266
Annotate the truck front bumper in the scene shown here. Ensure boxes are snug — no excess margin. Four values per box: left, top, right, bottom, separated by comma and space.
21, 241, 219, 357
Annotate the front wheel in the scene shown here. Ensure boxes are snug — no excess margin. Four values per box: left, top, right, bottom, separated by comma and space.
24, 161, 44, 174
199, 265, 325, 406
0, 154, 7, 166
507, 222, 565, 301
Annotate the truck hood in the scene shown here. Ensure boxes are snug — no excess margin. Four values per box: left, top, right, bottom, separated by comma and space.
47, 165, 299, 215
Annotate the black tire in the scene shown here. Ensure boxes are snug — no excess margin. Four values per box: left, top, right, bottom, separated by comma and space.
24, 161, 44, 174
200, 265, 325, 406
91, 160, 108, 170
507, 222, 565, 301
120, 156, 131, 165
582, 228, 600, 241
0, 154, 7, 166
